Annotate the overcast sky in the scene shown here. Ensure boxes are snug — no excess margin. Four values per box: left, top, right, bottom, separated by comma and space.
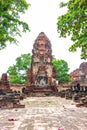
0, 0, 86, 76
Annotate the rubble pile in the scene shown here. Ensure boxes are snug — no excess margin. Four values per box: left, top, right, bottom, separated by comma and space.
0, 73, 25, 109
55, 62, 87, 107
57, 87, 87, 107
0, 91, 25, 109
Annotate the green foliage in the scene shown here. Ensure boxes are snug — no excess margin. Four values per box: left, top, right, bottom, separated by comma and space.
7, 53, 31, 84
57, 0, 87, 59
7, 53, 71, 84
0, 0, 30, 50
52, 58, 71, 84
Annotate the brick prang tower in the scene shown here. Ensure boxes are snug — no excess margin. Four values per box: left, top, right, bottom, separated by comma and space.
26, 32, 57, 93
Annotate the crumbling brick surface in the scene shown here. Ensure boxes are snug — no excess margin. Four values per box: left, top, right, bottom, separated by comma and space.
70, 62, 87, 85
26, 32, 58, 93
0, 73, 10, 91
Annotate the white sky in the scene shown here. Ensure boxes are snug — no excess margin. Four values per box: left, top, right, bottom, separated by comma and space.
0, 0, 86, 76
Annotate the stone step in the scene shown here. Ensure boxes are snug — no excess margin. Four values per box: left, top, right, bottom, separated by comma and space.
28, 92, 56, 97
33, 90, 53, 93
32, 87, 53, 93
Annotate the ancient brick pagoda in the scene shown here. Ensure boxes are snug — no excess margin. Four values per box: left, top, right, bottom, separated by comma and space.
70, 62, 87, 85
0, 73, 10, 91
26, 32, 57, 93
70, 62, 87, 92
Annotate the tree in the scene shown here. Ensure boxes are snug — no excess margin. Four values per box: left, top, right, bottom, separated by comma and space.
0, 0, 30, 50
52, 58, 71, 84
57, 0, 87, 59
7, 53, 71, 84
7, 53, 31, 84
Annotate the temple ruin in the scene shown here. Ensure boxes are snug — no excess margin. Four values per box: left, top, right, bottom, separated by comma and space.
0, 73, 25, 108
0, 73, 10, 91
70, 62, 87, 90
26, 32, 58, 94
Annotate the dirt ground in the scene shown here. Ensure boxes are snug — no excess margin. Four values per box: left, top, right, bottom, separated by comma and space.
0, 96, 87, 130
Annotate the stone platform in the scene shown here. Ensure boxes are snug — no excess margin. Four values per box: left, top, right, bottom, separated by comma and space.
26, 85, 58, 96
0, 97, 87, 130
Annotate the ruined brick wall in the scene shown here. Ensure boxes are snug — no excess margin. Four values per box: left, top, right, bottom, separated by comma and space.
10, 84, 24, 93
70, 69, 80, 82
79, 62, 87, 83
70, 62, 87, 85
0, 73, 10, 91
